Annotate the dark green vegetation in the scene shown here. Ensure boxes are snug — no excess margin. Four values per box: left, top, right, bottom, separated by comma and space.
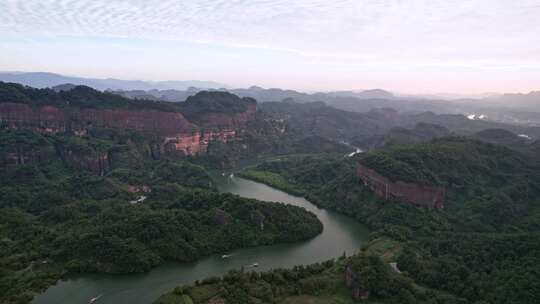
231, 137, 540, 304
183, 91, 254, 117
0, 128, 322, 304
4, 81, 540, 304
258, 100, 540, 150
0, 81, 183, 112
155, 253, 461, 304
259, 101, 392, 145
0, 81, 353, 167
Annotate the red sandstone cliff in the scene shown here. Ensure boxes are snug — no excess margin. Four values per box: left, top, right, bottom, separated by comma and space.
357, 163, 445, 209
0, 146, 53, 167
187, 101, 257, 129
0, 101, 255, 157
56, 146, 111, 176
0, 103, 195, 136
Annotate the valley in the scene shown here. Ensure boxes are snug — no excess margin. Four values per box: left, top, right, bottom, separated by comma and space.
32, 176, 370, 304
3, 3, 540, 304
1, 81, 540, 304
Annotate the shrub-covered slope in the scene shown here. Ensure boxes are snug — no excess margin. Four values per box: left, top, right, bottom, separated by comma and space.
0, 128, 322, 304
235, 138, 540, 303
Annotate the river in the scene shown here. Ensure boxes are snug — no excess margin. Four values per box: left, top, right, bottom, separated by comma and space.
33, 176, 370, 304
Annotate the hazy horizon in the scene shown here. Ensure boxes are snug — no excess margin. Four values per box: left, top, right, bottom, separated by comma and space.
2, 1, 539, 94
2, 70, 535, 98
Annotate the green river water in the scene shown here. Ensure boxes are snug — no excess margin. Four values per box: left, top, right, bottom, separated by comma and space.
33, 175, 370, 304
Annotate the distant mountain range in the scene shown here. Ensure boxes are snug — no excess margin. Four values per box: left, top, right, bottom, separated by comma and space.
0, 72, 228, 91
0, 72, 397, 101
484, 91, 540, 111
2, 71, 539, 126
113, 86, 397, 103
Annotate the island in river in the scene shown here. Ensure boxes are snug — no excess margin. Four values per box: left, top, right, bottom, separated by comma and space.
32, 176, 370, 304
0, 85, 336, 304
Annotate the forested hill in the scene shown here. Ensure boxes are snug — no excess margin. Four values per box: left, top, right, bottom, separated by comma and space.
258, 100, 540, 150
360, 137, 536, 187
0, 81, 256, 115
358, 137, 540, 229
234, 137, 540, 303
0, 81, 183, 112
0, 127, 323, 303
183, 91, 255, 116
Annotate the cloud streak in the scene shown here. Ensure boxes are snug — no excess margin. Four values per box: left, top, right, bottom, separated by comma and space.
3, 0, 539, 57
1, 0, 539, 93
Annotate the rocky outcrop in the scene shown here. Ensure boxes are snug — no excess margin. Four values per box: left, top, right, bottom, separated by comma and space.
212, 208, 232, 226
0, 147, 53, 167
181, 91, 257, 129
250, 210, 266, 231
345, 265, 370, 301
0, 85, 260, 175
357, 163, 445, 209
56, 146, 111, 176
127, 185, 151, 193
0, 93, 256, 157
162, 129, 237, 155
0, 102, 195, 136
186, 101, 257, 129
0, 132, 114, 176
0, 130, 55, 167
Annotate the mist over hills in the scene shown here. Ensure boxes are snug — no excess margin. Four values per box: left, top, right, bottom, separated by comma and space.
3, 71, 540, 126
483, 91, 540, 111
2, 80, 540, 304
116, 86, 540, 127
0, 72, 399, 101
0, 72, 228, 91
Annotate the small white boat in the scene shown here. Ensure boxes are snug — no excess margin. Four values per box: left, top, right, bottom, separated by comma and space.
252, 262, 259, 267
89, 294, 102, 304
221, 254, 231, 259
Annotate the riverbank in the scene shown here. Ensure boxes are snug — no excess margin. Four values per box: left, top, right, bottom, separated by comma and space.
14, 176, 321, 304
32, 177, 370, 304
238, 169, 306, 196
154, 170, 474, 304
236, 165, 357, 222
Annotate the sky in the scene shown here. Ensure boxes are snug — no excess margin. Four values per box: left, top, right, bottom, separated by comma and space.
1, 0, 540, 94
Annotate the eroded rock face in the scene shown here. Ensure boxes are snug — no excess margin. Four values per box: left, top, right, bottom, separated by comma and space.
56, 146, 111, 176
0, 98, 256, 157
357, 163, 445, 209
0, 103, 68, 133
163, 129, 237, 155
0, 103, 195, 136
0, 129, 56, 167
212, 208, 233, 226
0, 148, 53, 167
186, 101, 257, 129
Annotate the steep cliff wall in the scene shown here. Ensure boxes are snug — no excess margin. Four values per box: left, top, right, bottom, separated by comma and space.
0, 147, 53, 167
163, 129, 237, 155
0, 102, 195, 136
187, 101, 257, 129
0, 128, 55, 167
180, 92, 257, 132
56, 146, 111, 176
0, 84, 262, 175
357, 163, 445, 209
0, 101, 254, 157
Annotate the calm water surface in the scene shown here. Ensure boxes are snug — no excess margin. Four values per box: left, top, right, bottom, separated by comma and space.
33, 176, 369, 304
